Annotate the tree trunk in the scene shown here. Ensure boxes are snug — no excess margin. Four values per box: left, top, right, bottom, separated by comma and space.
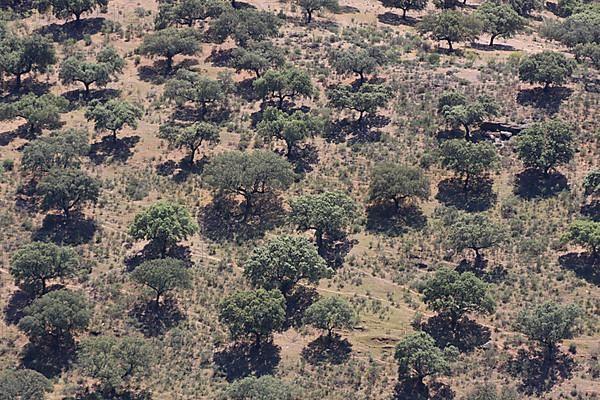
63, 206, 71, 221
357, 110, 365, 123
489, 34, 497, 46
14, 73, 21, 90
112, 129, 118, 141
447, 39, 454, 51
464, 124, 471, 141
358, 70, 365, 83
463, 172, 470, 192
402, 8, 407, 19
84, 82, 91, 99
165, 55, 173, 75
315, 229, 324, 255
306, 9, 313, 24
241, 194, 252, 222
189, 146, 197, 165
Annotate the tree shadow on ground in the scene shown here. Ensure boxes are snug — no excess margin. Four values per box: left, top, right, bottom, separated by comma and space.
581, 199, 600, 222
0, 126, 35, 146
324, 117, 387, 144
420, 315, 491, 353
456, 258, 508, 284
320, 235, 357, 269
138, 58, 199, 84
558, 252, 599, 285
22, 338, 76, 378
366, 203, 427, 236
170, 105, 231, 125
471, 42, 516, 52
393, 380, 454, 400
199, 194, 285, 243
32, 214, 97, 245
36, 17, 106, 42
231, 0, 255, 9
506, 347, 575, 395
514, 169, 568, 200
62, 88, 120, 109
4, 289, 35, 325
301, 334, 352, 365
206, 48, 236, 68
74, 388, 152, 400
517, 87, 572, 115
89, 135, 140, 164
156, 156, 207, 183
285, 286, 319, 329
436, 128, 465, 141
129, 297, 185, 337
0, 80, 53, 99
436, 177, 497, 212
377, 12, 417, 27
288, 143, 319, 175
213, 341, 280, 382
125, 243, 192, 272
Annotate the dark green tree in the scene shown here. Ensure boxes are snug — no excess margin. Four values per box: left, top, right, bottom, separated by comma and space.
78, 335, 153, 395
0, 93, 67, 135
417, 11, 482, 51
253, 67, 315, 109
138, 27, 200, 74
515, 301, 582, 357
518, 51, 576, 90
158, 122, 220, 165
219, 288, 286, 346
444, 210, 506, 262
394, 332, 458, 389
368, 163, 430, 209
244, 235, 331, 297
330, 47, 385, 83
422, 268, 495, 328
476, 1, 524, 46
164, 69, 227, 119
380, 0, 428, 20
128, 201, 198, 256
209, 9, 282, 47
583, 169, 600, 197
203, 150, 295, 220
20, 129, 90, 179
508, 0, 543, 16
85, 99, 143, 140
303, 296, 356, 337
563, 219, 600, 257
438, 139, 500, 191
0, 369, 51, 400
155, 0, 229, 29
223, 375, 294, 400
256, 106, 323, 158
289, 191, 358, 254
34, 0, 108, 21
297, 0, 339, 24
0, 31, 56, 89
327, 83, 392, 123
515, 120, 574, 175
10, 241, 80, 295
36, 167, 100, 220
18, 289, 91, 343
131, 258, 191, 307
229, 41, 285, 78
59, 47, 125, 98
437, 91, 499, 140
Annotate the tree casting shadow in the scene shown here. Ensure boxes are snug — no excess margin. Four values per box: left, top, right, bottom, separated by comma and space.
558, 252, 599, 285
129, 296, 185, 337
213, 341, 281, 382
507, 347, 575, 394
36, 17, 106, 42
22, 338, 76, 378
514, 169, 568, 200
4, 289, 35, 325
436, 177, 497, 212
393, 380, 454, 400
420, 314, 491, 353
33, 214, 97, 245
517, 87, 572, 115
90, 135, 140, 164
285, 286, 319, 329
301, 334, 352, 365
377, 12, 417, 27
125, 242, 192, 272
366, 203, 427, 236
581, 199, 600, 222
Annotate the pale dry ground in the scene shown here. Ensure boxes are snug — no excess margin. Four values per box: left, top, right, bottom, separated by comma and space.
0, 0, 599, 399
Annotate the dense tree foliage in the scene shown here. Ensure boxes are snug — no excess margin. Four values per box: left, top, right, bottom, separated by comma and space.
256, 107, 323, 158
330, 46, 385, 82
438, 139, 500, 191
131, 258, 191, 307
209, 9, 282, 46
437, 91, 498, 139
138, 27, 200, 74
244, 235, 330, 297
417, 11, 481, 51
327, 83, 392, 122
159, 122, 220, 165
253, 67, 315, 109
18, 289, 91, 343
0, 30, 55, 89
36, 167, 100, 219
303, 296, 356, 336
10, 242, 80, 295
164, 69, 228, 119
155, 0, 229, 29
443, 210, 506, 262
289, 191, 358, 253
34, 0, 108, 21
0, 369, 51, 400
515, 120, 574, 174
518, 51, 576, 89
203, 150, 295, 220
297, 0, 339, 23
380, 0, 427, 19
223, 375, 294, 400
59, 47, 124, 97
508, 0, 543, 16
422, 268, 495, 327
78, 335, 153, 394
85, 99, 143, 140
583, 169, 600, 196
542, 6, 600, 47
515, 301, 582, 356
368, 163, 430, 208
129, 201, 198, 256
563, 219, 600, 256
229, 41, 285, 78
219, 288, 286, 346
476, 1, 524, 46
0, 93, 67, 134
